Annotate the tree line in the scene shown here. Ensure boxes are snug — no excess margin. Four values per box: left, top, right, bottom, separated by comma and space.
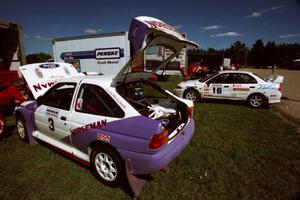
189, 39, 300, 68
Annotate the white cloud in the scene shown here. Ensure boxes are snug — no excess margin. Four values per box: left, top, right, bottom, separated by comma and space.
173, 25, 182, 30
210, 32, 241, 38
248, 5, 285, 18
84, 28, 102, 34
279, 33, 300, 39
200, 25, 223, 32
34, 35, 52, 41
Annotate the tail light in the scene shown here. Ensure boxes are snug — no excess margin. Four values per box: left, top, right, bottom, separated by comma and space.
188, 107, 194, 118
149, 129, 168, 149
278, 83, 282, 92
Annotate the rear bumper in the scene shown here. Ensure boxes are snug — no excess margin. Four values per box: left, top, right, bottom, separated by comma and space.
117, 119, 194, 175
267, 93, 282, 104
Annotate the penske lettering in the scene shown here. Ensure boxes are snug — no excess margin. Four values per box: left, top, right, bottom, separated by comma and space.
97, 51, 118, 57
71, 120, 107, 135
95, 48, 120, 59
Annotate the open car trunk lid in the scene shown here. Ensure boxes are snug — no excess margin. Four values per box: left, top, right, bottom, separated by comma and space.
111, 16, 198, 87
19, 62, 79, 99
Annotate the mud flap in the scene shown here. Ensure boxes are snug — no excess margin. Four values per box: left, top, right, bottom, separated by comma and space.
125, 159, 145, 197
28, 133, 38, 145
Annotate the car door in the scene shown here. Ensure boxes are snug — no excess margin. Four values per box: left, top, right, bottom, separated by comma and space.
34, 82, 77, 144
231, 73, 257, 100
69, 84, 125, 151
205, 73, 233, 99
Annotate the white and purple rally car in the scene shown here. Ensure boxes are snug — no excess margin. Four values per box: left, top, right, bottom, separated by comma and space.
15, 16, 197, 188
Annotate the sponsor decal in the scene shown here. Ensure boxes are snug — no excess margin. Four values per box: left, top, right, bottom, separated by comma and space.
257, 84, 278, 91
144, 20, 175, 31
95, 48, 121, 60
35, 68, 44, 79
97, 60, 120, 65
39, 63, 60, 69
97, 133, 111, 143
46, 109, 59, 118
160, 118, 169, 127
71, 120, 107, 135
233, 84, 242, 88
233, 88, 249, 92
32, 80, 57, 92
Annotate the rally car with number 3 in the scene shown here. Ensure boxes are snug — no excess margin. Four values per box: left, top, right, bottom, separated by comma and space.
15, 16, 197, 188
174, 70, 284, 108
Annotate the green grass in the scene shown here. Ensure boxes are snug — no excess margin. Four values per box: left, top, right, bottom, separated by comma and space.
0, 79, 300, 199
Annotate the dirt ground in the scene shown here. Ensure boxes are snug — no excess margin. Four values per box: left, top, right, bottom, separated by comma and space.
244, 68, 300, 127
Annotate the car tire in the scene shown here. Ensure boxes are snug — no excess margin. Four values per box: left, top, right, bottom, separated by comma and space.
16, 115, 28, 141
0, 114, 6, 138
90, 145, 123, 188
183, 88, 200, 102
248, 93, 266, 108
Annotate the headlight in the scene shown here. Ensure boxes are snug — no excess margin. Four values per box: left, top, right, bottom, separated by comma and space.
175, 85, 182, 89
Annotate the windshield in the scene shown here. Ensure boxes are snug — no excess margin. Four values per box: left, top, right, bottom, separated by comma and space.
199, 72, 218, 82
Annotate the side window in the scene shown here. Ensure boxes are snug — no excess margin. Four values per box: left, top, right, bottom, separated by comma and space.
234, 73, 257, 84
42, 83, 76, 110
75, 84, 125, 118
208, 73, 233, 84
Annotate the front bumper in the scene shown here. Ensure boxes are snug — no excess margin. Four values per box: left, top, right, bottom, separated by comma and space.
117, 119, 195, 175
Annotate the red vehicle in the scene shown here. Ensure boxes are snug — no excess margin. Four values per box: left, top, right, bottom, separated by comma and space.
0, 70, 26, 137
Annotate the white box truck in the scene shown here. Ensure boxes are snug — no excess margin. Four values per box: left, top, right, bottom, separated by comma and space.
53, 31, 187, 77
52, 32, 130, 76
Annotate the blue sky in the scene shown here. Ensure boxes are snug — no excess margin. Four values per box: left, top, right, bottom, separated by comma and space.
1, 0, 300, 55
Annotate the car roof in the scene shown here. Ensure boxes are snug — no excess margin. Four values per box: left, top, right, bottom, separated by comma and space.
59, 74, 114, 87
219, 70, 254, 75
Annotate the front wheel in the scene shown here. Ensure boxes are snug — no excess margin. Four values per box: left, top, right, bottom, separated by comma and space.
183, 89, 200, 102
16, 116, 28, 141
248, 94, 266, 108
90, 146, 123, 187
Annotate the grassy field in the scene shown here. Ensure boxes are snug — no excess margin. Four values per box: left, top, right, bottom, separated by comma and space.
0, 78, 300, 199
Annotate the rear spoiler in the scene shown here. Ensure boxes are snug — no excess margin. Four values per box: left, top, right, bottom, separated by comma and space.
264, 75, 284, 84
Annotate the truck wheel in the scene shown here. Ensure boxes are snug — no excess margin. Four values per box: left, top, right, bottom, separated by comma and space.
0, 114, 6, 137
16, 116, 28, 141
90, 146, 123, 187
248, 93, 266, 108
183, 89, 200, 102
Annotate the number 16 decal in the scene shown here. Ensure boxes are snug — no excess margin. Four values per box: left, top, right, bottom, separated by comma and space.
213, 87, 222, 94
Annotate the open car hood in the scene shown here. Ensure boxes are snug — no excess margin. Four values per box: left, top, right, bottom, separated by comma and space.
19, 62, 79, 99
111, 16, 198, 87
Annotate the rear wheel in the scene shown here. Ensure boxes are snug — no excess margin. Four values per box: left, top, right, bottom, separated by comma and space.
90, 145, 123, 187
16, 116, 28, 141
248, 93, 266, 108
183, 88, 200, 102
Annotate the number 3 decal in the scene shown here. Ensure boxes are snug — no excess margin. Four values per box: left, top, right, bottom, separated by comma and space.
48, 118, 55, 131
